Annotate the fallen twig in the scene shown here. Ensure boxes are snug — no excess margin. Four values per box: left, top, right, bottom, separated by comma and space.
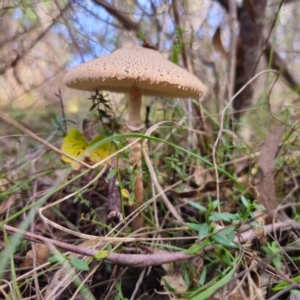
2, 220, 300, 267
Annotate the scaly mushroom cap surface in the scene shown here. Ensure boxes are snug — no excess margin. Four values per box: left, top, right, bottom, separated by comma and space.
63, 46, 205, 98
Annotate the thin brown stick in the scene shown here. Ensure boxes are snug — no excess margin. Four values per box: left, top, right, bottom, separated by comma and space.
3, 220, 300, 267
93, 0, 140, 32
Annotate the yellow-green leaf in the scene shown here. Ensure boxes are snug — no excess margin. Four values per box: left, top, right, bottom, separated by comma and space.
89, 135, 115, 163
94, 250, 109, 260
61, 129, 115, 169
121, 188, 130, 199
61, 128, 88, 166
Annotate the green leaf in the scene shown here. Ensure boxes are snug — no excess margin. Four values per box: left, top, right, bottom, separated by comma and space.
89, 103, 97, 111
250, 221, 263, 228
69, 258, 90, 271
189, 201, 207, 212
218, 249, 234, 266
98, 109, 111, 118
241, 195, 249, 208
217, 226, 236, 237
199, 266, 207, 285
272, 274, 300, 291
137, 29, 145, 40
227, 228, 236, 242
198, 223, 210, 239
211, 233, 239, 249
25, 6, 38, 21
189, 264, 236, 300
291, 290, 300, 295
254, 204, 266, 210
130, 174, 136, 184
209, 200, 220, 210
272, 255, 282, 270
171, 52, 179, 64
184, 270, 190, 287
121, 188, 130, 199
209, 212, 239, 222
94, 250, 109, 260
48, 255, 66, 264
107, 169, 117, 179
114, 295, 121, 300
186, 223, 202, 232
162, 277, 176, 292
185, 240, 209, 255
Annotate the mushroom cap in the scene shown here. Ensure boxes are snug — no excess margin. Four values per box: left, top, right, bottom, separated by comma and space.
63, 46, 205, 98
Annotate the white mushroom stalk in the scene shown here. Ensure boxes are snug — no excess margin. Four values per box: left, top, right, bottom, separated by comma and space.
63, 46, 206, 230
128, 87, 143, 131
127, 86, 144, 230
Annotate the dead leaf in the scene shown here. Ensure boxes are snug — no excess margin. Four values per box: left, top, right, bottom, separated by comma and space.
212, 27, 228, 59
193, 165, 214, 187
253, 210, 267, 246
0, 196, 16, 214
0, 177, 9, 192
170, 180, 233, 199
21, 243, 49, 267
107, 170, 122, 223
162, 274, 188, 294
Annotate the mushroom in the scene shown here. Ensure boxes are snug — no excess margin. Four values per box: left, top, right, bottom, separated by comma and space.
63, 46, 205, 229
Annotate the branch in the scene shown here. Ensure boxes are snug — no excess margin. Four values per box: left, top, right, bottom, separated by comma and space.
0, 2, 72, 76
216, 0, 229, 11
3, 224, 192, 267
93, 0, 140, 32
265, 41, 300, 92
216, 0, 299, 95
3, 220, 300, 267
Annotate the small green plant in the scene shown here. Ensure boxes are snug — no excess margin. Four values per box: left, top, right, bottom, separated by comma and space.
165, 149, 195, 180
117, 165, 138, 206
89, 90, 114, 131
278, 106, 293, 127
187, 260, 238, 300
272, 274, 300, 293
238, 195, 266, 225
185, 196, 266, 258
115, 282, 129, 300
262, 241, 283, 271
185, 199, 239, 262
71, 187, 90, 207
48, 254, 90, 271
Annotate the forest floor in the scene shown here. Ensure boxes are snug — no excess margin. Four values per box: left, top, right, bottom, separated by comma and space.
1, 97, 300, 300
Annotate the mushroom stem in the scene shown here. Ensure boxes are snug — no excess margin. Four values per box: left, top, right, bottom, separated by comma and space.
128, 87, 144, 230
128, 87, 142, 130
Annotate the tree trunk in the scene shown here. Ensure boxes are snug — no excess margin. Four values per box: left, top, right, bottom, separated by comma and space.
233, 0, 267, 119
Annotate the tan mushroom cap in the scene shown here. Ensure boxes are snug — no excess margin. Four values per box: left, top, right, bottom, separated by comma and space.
63, 46, 205, 98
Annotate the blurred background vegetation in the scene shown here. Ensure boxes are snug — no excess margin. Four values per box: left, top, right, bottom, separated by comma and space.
1, 0, 299, 136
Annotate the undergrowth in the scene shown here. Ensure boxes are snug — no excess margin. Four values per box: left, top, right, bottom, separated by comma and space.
0, 91, 300, 300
